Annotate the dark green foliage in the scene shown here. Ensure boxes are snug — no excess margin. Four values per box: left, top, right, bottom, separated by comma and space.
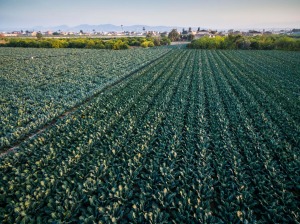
188, 36, 226, 49
168, 29, 180, 41
141, 41, 154, 48
0, 47, 170, 150
1, 49, 298, 223
36, 32, 43, 39
128, 38, 141, 46
1, 37, 171, 50
67, 39, 88, 48
160, 37, 171, 45
112, 40, 129, 50
181, 34, 195, 41
188, 34, 300, 51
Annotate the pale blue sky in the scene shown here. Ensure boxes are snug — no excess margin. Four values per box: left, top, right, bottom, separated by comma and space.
0, 0, 299, 29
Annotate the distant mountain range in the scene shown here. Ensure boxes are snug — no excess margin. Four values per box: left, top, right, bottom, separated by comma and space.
1, 24, 196, 32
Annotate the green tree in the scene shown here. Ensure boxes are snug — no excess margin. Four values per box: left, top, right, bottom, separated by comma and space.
168, 29, 180, 42
148, 41, 155, 47
152, 37, 161, 46
146, 32, 153, 38
258, 36, 275, 50
250, 40, 259, 49
236, 37, 251, 49
105, 40, 115, 49
67, 39, 86, 48
36, 32, 43, 39
113, 40, 129, 50
160, 37, 171, 45
86, 40, 95, 48
51, 40, 68, 48
141, 41, 154, 48
141, 41, 149, 48
187, 34, 195, 41
274, 36, 296, 50
40, 40, 52, 48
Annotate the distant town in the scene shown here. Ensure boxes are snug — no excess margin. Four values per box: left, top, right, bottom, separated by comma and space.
1, 27, 300, 39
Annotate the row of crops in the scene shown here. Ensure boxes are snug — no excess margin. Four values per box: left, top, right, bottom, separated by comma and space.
0, 48, 300, 223
0, 47, 171, 151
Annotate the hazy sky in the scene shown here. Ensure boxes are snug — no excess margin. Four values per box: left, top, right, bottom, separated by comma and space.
0, 0, 299, 29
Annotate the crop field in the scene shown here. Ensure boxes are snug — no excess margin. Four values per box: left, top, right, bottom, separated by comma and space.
0, 48, 299, 223
0, 48, 170, 150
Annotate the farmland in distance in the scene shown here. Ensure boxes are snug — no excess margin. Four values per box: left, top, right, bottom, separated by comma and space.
0, 47, 299, 223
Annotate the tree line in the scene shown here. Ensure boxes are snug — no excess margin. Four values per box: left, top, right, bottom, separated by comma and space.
187, 35, 300, 51
167, 29, 195, 41
0, 37, 171, 50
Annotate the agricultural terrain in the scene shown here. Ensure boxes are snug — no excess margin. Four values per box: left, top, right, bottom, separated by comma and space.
0, 47, 299, 223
